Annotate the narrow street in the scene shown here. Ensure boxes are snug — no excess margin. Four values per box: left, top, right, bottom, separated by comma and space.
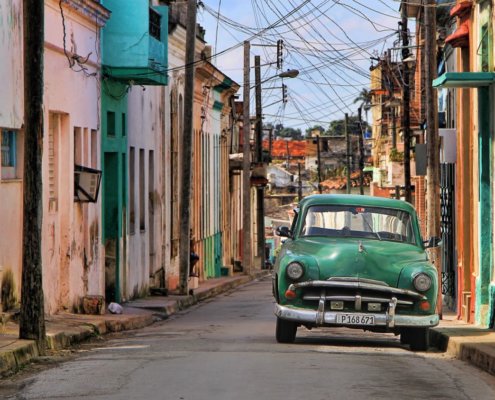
1, 278, 494, 400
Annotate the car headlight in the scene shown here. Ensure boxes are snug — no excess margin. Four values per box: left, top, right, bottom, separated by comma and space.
286, 262, 305, 280
413, 273, 432, 292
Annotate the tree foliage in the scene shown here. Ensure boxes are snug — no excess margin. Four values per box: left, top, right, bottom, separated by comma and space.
325, 116, 369, 137
305, 125, 325, 136
265, 123, 303, 139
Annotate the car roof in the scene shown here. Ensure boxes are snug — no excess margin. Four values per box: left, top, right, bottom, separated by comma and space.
299, 194, 416, 214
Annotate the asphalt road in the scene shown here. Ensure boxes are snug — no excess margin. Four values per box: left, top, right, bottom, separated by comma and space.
1, 277, 495, 400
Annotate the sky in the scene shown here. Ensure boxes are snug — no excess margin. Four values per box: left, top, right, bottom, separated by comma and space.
196, 0, 404, 133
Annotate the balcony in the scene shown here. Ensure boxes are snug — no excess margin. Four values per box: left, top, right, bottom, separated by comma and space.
101, 0, 168, 86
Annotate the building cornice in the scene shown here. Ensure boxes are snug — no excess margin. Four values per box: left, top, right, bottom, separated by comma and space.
57, 0, 111, 26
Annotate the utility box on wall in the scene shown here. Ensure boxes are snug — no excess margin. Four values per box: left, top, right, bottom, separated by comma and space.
439, 129, 457, 164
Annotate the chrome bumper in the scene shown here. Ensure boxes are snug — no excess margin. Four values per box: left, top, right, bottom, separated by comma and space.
274, 303, 439, 328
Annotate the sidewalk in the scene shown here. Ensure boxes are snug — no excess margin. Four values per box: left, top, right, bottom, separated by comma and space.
0, 272, 269, 377
1, 275, 494, 378
430, 313, 495, 375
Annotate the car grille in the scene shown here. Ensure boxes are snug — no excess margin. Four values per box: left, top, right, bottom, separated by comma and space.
290, 277, 425, 312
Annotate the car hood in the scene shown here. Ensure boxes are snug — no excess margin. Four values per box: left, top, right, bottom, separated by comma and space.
288, 237, 429, 287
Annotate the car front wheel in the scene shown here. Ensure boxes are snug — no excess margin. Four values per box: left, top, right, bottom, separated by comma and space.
402, 327, 429, 351
276, 317, 297, 343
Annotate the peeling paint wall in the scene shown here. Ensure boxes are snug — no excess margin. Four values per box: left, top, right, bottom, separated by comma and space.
126, 84, 165, 299
0, 0, 23, 310
165, 21, 187, 291
42, 0, 106, 314
0, 0, 23, 129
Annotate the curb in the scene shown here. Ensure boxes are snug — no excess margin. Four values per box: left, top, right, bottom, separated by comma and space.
430, 329, 495, 375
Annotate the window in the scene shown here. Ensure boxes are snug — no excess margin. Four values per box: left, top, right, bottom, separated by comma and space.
74, 127, 83, 165
481, 24, 490, 72
139, 149, 145, 231
1, 130, 18, 180
129, 147, 136, 234
107, 111, 116, 137
149, 8, 161, 41
91, 129, 97, 168
49, 115, 61, 210
122, 113, 126, 137
300, 205, 416, 245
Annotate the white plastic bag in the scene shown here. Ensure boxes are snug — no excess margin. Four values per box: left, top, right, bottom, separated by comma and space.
108, 302, 123, 314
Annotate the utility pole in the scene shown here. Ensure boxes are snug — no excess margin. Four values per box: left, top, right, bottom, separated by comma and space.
285, 140, 290, 168
268, 127, 273, 162
178, 0, 197, 294
315, 136, 322, 193
242, 41, 252, 275
424, 0, 441, 316
254, 55, 265, 269
358, 106, 365, 195
392, 107, 397, 149
298, 162, 303, 201
401, 1, 412, 203
20, 0, 46, 349
345, 113, 351, 194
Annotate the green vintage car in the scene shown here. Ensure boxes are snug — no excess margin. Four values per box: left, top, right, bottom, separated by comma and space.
273, 194, 440, 351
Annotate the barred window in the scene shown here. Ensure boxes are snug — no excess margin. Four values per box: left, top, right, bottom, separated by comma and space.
1, 130, 18, 180
149, 8, 161, 41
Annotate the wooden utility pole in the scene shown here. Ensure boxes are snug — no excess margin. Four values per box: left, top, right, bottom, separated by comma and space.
392, 107, 397, 149
424, 0, 441, 315
298, 163, 303, 201
242, 41, 252, 275
254, 55, 265, 268
358, 106, 365, 195
315, 136, 322, 193
345, 113, 351, 194
285, 140, 290, 168
178, 0, 197, 294
20, 0, 46, 349
401, 2, 412, 203
268, 127, 273, 161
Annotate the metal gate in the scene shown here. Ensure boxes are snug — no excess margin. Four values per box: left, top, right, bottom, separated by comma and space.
440, 163, 456, 303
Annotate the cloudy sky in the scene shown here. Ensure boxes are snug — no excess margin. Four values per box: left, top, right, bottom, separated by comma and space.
196, 0, 404, 131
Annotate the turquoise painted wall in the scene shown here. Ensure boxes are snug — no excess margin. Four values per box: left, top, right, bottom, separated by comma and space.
476, 87, 493, 326
476, 6, 494, 327
101, 1, 168, 85
101, 80, 128, 303
101, 80, 128, 240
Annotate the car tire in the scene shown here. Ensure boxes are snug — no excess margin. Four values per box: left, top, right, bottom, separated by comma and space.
400, 328, 411, 344
276, 317, 297, 343
405, 327, 429, 351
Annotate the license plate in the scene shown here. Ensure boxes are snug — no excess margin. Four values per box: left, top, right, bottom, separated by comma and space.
336, 314, 375, 325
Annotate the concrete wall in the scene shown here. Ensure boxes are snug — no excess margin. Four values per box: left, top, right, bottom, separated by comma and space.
126, 84, 165, 298
164, 19, 187, 290
0, 0, 23, 309
41, 0, 107, 314
0, 0, 23, 129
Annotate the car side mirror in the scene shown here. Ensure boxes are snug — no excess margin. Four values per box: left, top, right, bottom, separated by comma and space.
424, 236, 442, 248
276, 226, 292, 238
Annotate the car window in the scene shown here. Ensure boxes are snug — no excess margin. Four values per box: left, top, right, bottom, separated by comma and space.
300, 205, 417, 245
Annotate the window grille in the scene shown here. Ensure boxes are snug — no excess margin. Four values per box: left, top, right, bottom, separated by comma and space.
1, 130, 16, 167
149, 8, 161, 41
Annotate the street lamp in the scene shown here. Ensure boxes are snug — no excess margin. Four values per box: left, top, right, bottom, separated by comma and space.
251, 69, 300, 88
253, 57, 299, 269
242, 41, 299, 274
278, 69, 299, 79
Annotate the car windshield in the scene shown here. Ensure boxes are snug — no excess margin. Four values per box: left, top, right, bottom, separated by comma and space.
300, 204, 417, 245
